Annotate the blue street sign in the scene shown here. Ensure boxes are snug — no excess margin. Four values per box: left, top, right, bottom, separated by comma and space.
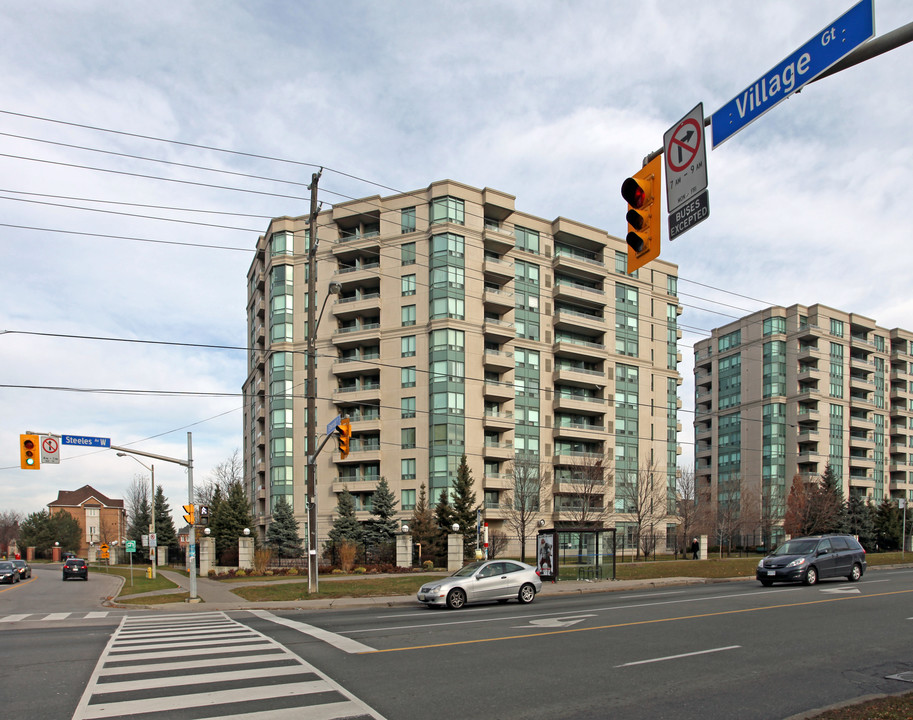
711, 0, 874, 148
326, 415, 341, 436
61, 435, 111, 447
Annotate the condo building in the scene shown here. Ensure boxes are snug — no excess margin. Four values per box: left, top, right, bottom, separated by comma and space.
694, 303, 913, 543
243, 180, 683, 557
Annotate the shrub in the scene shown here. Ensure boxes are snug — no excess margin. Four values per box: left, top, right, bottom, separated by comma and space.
354, 567, 366, 574
254, 548, 273, 574
236, 569, 246, 577
332, 568, 345, 575
339, 541, 357, 573
423, 560, 434, 571
265, 570, 274, 576
207, 569, 217, 578
287, 567, 299, 576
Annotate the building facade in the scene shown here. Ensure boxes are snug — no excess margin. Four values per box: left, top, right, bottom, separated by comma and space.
694, 303, 913, 544
243, 180, 683, 557
48, 484, 126, 559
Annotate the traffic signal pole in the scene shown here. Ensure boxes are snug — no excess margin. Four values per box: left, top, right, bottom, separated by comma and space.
306, 170, 321, 595
110, 431, 196, 601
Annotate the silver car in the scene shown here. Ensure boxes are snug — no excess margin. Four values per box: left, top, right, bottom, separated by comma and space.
417, 560, 542, 609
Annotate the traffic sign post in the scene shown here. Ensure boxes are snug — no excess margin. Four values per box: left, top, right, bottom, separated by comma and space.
669, 189, 711, 240
40, 435, 60, 465
61, 435, 111, 448
711, 0, 874, 147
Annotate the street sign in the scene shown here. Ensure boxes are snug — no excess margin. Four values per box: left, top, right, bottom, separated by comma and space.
326, 415, 341, 436
125, 540, 136, 553
61, 435, 111, 448
664, 102, 708, 213
149, 533, 157, 548
40, 435, 60, 464
100, 544, 110, 559
711, 0, 874, 148
669, 189, 710, 240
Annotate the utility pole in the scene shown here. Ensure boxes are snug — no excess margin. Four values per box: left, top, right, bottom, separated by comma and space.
306, 169, 322, 594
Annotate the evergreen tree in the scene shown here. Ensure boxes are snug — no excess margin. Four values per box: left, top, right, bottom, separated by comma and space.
266, 497, 303, 557
846, 494, 876, 550
364, 477, 399, 547
874, 497, 902, 550
409, 483, 437, 565
209, 480, 254, 564
451, 455, 478, 558
127, 495, 151, 548
153, 485, 178, 550
433, 488, 457, 562
328, 487, 363, 545
818, 463, 848, 533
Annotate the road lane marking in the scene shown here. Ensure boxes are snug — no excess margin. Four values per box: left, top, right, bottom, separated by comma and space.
248, 609, 376, 654
615, 645, 741, 668
516, 615, 596, 629
363, 587, 913, 654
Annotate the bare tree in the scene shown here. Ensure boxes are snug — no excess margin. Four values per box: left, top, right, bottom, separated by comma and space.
501, 453, 551, 562
674, 467, 711, 557
124, 473, 150, 540
554, 453, 614, 528
616, 456, 666, 560
0, 510, 22, 555
715, 474, 744, 557
196, 449, 243, 506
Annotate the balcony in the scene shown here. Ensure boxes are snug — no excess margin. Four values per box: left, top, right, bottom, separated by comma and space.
483, 411, 515, 431
483, 381, 515, 401
483, 318, 517, 341
331, 292, 381, 319
483, 441, 514, 460
332, 357, 381, 377
553, 422, 605, 440
331, 322, 382, 348
483, 349, 515, 371
552, 394, 606, 415
482, 226, 516, 254
483, 287, 515, 312
554, 365, 606, 388
483, 256, 514, 281
554, 307, 606, 334
553, 338, 607, 361
483, 473, 514, 490
332, 383, 381, 405
553, 280, 607, 305
552, 250, 606, 281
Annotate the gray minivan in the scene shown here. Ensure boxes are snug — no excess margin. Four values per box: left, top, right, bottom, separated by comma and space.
756, 534, 866, 586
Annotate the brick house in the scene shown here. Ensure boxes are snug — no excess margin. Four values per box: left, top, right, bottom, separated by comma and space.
48, 485, 126, 559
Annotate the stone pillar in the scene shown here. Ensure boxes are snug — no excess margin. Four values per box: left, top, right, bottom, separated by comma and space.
27, 546, 35, 562
238, 536, 254, 570
396, 533, 413, 568
447, 534, 464, 572
699, 534, 709, 561
199, 536, 216, 576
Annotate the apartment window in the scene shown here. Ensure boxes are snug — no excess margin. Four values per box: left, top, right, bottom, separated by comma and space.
830, 319, 844, 337
430, 196, 464, 225
401, 458, 416, 481
666, 275, 678, 296
401, 241, 416, 266
431, 265, 464, 289
401, 274, 416, 296
401, 427, 416, 449
514, 225, 540, 254
718, 330, 741, 352
431, 232, 464, 257
401, 304, 416, 327
401, 335, 416, 357
401, 397, 416, 418
401, 366, 416, 388
269, 230, 293, 257
430, 328, 465, 351
401, 489, 416, 511
430, 296, 465, 320
763, 317, 786, 336
401, 207, 416, 234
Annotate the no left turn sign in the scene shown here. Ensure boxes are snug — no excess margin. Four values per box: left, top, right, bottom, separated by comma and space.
41, 435, 60, 464
664, 102, 708, 213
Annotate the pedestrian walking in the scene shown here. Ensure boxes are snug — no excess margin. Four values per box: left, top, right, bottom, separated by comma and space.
690, 537, 699, 560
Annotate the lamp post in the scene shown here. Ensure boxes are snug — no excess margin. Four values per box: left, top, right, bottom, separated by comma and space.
118, 453, 156, 579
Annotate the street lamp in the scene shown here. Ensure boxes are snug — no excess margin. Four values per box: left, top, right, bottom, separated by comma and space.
118, 452, 156, 579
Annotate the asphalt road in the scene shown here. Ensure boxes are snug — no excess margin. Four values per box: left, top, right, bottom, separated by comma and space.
3, 564, 913, 719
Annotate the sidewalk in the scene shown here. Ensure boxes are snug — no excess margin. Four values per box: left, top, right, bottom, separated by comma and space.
110, 568, 754, 612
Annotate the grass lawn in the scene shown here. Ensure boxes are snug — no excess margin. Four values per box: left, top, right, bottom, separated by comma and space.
231, 574, 441, 602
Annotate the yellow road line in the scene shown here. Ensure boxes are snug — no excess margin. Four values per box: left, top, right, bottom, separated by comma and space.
362, 588, 913, 654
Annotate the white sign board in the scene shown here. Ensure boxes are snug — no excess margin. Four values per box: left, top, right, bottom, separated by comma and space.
664, 102, 708, 213
40, 435, 60, 464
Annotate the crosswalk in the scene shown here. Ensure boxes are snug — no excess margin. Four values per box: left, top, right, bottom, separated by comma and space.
72, 611, 386, 720
0, 611, 112, 623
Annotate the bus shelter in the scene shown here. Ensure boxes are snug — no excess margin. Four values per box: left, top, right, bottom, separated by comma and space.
536, 527, 616, 581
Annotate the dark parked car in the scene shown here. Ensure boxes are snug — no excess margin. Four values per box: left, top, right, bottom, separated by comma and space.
0, 561, 19, 584
62, 558, 89, 581
11, 559, 31, 579
757, 534, 866, 586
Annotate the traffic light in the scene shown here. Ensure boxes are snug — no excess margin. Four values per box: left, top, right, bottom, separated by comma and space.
198, 505, 210, 525
20, 434, 40, 470
183, 504, 195, 525
337, 417, 351, 459
621, 154, 662, 274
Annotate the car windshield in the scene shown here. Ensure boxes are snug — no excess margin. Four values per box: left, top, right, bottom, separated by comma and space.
0, 562, 13, 570
12, 560, 25, 567
452, 562, 485, 577
772, 539, 819, 556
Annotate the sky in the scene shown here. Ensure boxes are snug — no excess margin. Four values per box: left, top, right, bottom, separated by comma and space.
1, 1, 911, 523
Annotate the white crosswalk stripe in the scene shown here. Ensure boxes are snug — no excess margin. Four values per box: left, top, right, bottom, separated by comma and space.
72, 611, 386, 720
0, 611, 110, 623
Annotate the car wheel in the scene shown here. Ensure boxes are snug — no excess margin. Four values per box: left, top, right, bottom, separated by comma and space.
759, 579, 774, 587
518, 583, 537, 604
446, 588, 466, 610
803, 566, 818, 586
848, 563, 863, 582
